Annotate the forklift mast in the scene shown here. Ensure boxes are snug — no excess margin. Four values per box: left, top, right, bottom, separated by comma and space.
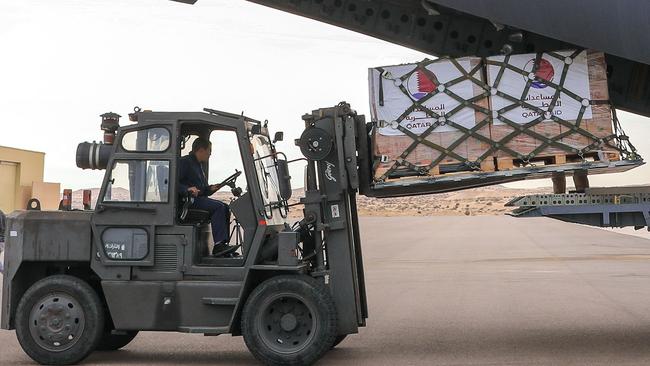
297, 102, 370, 333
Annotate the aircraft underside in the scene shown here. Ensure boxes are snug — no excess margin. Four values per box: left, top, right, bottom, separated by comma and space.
246, 0, 650, 118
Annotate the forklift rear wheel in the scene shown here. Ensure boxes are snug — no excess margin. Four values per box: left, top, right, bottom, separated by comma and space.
242, 275, 337, 366
97, 330, 138, 351
15, 275, 105, 365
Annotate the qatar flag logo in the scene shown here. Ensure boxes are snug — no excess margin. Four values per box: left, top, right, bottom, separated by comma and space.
523, 58, 555, 89
407, 68, 438, 100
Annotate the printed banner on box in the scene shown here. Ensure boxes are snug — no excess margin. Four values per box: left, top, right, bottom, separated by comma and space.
369, 58, 479, 136
486, 50, 592, 125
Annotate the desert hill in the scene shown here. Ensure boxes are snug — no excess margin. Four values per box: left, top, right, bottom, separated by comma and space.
73, 185, 552, 216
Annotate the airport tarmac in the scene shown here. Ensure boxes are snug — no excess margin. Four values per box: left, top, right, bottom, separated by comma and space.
3, 215, 650, 365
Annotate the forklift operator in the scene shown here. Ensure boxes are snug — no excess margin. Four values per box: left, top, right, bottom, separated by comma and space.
178, 137, 234, 257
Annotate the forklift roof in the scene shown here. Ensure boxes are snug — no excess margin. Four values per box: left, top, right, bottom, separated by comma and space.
130, 108, 266, 136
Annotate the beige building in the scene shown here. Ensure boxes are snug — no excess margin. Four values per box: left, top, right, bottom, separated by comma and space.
0, 146, 60, 213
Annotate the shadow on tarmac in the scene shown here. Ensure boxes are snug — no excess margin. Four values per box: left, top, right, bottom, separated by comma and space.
79, 325, 650, 365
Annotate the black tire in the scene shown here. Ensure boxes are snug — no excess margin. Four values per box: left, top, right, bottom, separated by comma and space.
242, 275, 337, 366
15, 275, 105, 365
96, 330, 138, 351
331, 335, 347, 349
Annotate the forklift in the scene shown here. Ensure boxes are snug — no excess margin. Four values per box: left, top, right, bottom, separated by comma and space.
1, 104, 371, 366
3, 1, 650, 365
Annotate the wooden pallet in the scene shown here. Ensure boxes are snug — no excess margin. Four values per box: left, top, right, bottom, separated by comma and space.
376, 149, 621, 180
496, 151, 620, 171
376, 158, 496, 181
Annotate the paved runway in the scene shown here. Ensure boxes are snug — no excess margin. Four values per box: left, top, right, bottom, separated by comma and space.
3, 216, 650, 365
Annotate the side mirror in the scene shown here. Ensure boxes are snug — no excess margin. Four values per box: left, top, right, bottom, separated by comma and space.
273, 131, 284, 143
276, 159, 292, 201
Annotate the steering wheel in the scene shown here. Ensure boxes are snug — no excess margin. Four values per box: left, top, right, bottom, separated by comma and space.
217, 169, 242, 189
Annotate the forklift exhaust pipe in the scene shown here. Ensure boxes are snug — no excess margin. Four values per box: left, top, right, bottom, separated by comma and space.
76, 112, 120, 170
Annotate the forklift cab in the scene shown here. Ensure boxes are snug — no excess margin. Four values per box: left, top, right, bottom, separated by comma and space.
175, 122, 253, 264
90, 109, 291, 280
175, 116, 290, 265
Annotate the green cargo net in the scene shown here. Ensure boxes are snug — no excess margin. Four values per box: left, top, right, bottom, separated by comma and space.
373, 50, 640, 182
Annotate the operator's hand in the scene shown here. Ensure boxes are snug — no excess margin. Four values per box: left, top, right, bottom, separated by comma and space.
209, 184, 222, 193
187, 187, 200, 197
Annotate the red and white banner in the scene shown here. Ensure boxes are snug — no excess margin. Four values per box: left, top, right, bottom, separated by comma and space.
486, 50, 592, 125
369, 58, 481, 136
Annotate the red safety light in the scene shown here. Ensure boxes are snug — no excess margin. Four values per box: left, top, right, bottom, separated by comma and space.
258, 219, 267, 226
61, 189, 72, 211
82, 190, 92, 210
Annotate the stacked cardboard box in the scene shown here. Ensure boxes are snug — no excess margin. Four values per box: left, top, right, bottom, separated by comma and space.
369, 57, 491, 180
369, 50, 620, 181
486, 49, 618, 170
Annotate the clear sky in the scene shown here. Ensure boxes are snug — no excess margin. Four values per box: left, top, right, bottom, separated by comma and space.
1, 0, 649, 190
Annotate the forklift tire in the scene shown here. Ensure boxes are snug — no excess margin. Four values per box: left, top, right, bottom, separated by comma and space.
15, 275, 105, 365
96, 330, 138, 351
241, 275, 337, 366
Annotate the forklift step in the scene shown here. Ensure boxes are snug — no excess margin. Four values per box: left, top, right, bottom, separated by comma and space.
177, 326, 230, 334
201, 297, 239, 306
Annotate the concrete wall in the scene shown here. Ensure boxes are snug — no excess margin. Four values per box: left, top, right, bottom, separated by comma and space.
31, 181, 62, 211
0, 146, 49, 212
0, 161, 19, 213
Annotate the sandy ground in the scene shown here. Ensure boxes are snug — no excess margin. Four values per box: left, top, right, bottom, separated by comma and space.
3, 216, 650, 365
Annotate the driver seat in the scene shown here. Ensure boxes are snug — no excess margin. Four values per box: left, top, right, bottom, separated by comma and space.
178, 194, 211, 225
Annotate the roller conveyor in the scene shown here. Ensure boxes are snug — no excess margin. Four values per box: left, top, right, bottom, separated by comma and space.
507, 186, 650, 230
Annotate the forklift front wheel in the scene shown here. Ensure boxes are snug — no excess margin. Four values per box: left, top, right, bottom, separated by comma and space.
15, 275, 105, 365
242, 275, 337, 366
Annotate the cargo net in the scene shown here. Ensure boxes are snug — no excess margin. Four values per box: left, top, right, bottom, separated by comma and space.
374, 50, 640, 182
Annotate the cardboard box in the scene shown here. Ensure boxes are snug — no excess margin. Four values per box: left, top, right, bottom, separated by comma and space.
369, 57, 490, 180
486, 50, 617, 169
370, 50, 620, 182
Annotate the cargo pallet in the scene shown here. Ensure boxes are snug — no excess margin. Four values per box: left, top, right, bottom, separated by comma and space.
495, 151, 620, 171
369, 50, 641, 189
371, 159, 642, 198
380, 149, 624, 182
